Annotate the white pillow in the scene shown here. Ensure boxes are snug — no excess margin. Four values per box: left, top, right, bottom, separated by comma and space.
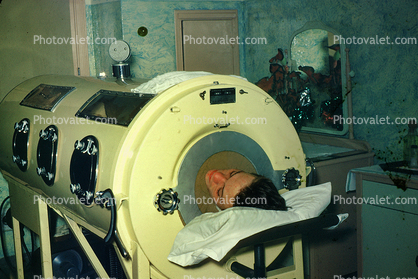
168, 182, 332, 266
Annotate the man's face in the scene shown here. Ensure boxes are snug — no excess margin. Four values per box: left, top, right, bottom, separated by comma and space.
205, 169, 255, 210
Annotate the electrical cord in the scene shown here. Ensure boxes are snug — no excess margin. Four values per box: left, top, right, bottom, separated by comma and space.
0, 196, 35, 273
0, 196, 15, 272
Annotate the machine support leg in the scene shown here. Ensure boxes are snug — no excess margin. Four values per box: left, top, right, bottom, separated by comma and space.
38, 199, 53, 278
10, 184, 53, 279
292, 234, 304, 277
229, 244, 267, 279
253, 244, 267, 279
12, 217, 24, 279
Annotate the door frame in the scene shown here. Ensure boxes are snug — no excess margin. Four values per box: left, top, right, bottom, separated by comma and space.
69, 0, 90, 76
174, 10, 240, 75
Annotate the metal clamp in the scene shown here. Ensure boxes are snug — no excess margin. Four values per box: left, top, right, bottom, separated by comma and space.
14, 119, 29, 133
36, 167, 54, 181
39, 127, 58, 142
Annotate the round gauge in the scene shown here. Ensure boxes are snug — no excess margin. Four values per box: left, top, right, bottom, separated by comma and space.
109, 40, 131, 62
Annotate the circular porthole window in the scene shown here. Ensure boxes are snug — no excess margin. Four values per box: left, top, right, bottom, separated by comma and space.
36, 125, 58, 186
12, 118, 30, 172
69, 136, 99, 205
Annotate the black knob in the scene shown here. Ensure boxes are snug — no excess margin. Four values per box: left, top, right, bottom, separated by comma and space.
282, 168, 302, 190
154, 188, 180, 215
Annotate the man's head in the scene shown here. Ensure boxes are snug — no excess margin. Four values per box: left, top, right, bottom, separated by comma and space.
235, 174, 288, 210
205, 169, 287, 210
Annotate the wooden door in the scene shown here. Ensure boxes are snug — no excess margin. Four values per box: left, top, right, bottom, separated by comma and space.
175, 10, 240, 75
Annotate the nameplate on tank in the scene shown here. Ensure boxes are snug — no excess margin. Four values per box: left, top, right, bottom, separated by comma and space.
210, 88, 236, 105
20, 84, 75, 111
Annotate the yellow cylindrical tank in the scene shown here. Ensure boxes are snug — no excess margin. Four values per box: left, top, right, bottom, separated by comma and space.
0, 74, 306, 278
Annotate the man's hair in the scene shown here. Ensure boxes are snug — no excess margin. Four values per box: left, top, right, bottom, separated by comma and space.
234, 174, 288, 211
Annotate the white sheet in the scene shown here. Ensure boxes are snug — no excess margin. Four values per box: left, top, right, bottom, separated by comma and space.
168, 182, 332, 266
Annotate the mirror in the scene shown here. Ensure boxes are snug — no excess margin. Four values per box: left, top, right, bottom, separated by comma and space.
289, 21, 349, 136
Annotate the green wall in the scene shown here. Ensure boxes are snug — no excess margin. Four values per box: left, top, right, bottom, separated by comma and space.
86, 0, 123, 77
0, 0, 74, 101
113, 0, 417, 162
242, 0, 418, 162
122, 0, 247, 78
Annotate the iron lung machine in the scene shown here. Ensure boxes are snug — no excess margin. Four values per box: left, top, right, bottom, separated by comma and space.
0, 74, 313, 278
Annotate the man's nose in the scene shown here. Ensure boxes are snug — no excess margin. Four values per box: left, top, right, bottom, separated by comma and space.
211, 171, 227, 185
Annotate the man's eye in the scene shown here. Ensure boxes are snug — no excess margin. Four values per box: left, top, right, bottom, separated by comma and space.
230, 170, 242, 177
